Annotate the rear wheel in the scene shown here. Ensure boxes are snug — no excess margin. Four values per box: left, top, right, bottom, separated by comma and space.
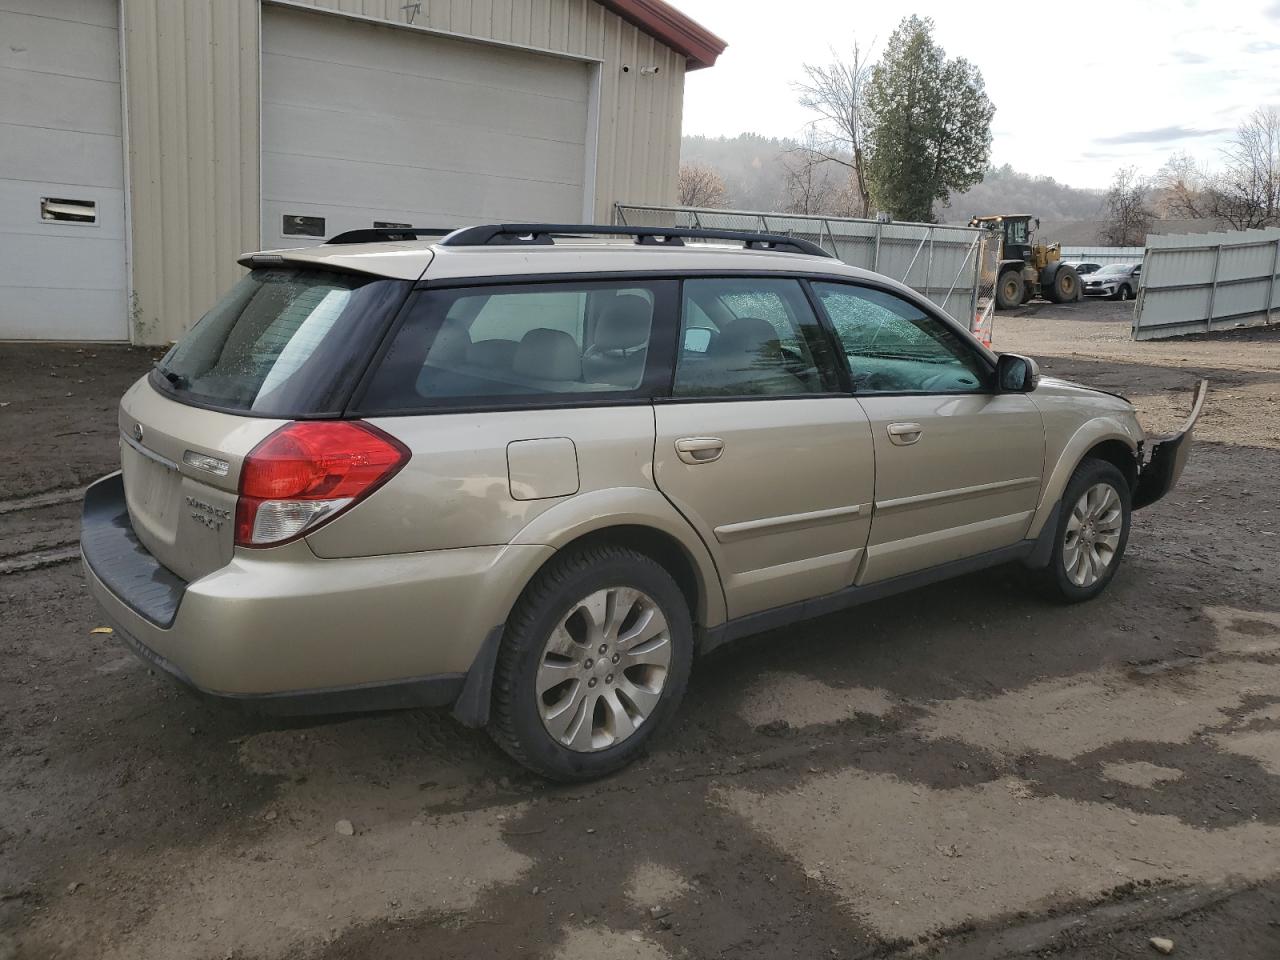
1036, 459, 1131, 603
995, 270, 1025, 310
488, 545, 693, 781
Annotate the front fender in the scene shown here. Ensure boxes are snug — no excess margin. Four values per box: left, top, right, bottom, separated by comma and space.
508, 486, 728, 627
1029, 418, 1141, 537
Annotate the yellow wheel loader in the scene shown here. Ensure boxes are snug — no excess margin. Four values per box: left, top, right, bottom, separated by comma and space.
969, 214, 1079, 310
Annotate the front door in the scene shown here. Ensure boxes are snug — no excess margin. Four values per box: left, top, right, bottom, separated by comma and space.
653, 278, 875, 619
811, 281, 1045, 584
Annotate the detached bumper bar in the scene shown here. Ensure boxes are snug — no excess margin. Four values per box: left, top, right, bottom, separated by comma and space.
1133, 379, 1208, 510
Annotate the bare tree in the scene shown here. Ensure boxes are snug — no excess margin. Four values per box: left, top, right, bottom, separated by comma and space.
795, 42, 874, 218
677, 162, 728, 208
1155, 151, 1211, 220
781, 147, 831, 215
1156, 107, 1280, 230
1099, 166, 1153, 246
1216, 105, 1280, 229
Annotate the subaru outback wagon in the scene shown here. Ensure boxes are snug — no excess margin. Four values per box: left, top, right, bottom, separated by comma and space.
82, 223, 1205, 780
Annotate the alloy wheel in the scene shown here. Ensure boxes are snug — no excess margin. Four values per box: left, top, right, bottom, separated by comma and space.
536, 587, 672, 752
1063, 483, 1123, 587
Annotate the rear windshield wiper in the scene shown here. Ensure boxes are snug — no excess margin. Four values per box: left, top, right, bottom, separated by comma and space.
158, 367, 189, 390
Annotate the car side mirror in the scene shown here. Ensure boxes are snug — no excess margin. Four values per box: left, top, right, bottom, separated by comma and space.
997, 353, 1040, 393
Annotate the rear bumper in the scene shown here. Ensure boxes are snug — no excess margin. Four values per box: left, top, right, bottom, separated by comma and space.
81, 472, 550, 714
1133, 379, 1208, 510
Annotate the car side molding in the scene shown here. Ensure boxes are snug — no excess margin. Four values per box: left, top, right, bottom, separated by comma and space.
698, 518, 1060, 656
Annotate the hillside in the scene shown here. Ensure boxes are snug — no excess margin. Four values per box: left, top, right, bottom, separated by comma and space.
679, 136, 1105, 226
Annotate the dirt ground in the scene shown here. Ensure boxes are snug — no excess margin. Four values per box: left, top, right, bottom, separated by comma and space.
2, 300, 1279, 960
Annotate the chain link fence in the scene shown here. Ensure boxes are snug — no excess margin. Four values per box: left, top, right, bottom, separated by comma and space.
971, 232, 1000, 347
614, 204, 985, 328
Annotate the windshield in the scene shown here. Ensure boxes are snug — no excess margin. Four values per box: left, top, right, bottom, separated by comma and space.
153, 268, 409, 416
1095, 264, 1131, 276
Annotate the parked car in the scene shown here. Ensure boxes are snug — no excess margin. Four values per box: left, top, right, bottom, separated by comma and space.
81, 224, 1204, 781
1082, 263, 1142, 300
1065, 261, 1102, 277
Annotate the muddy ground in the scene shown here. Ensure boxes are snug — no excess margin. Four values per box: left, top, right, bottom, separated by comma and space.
2, 300, 1279, 959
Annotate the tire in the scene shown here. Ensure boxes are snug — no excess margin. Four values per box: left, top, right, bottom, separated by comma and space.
1115, 285, 1131, 302
1045, 265, 1079, 304
488, 544, 694, 781
995, 270, 1025, 310
1036, 458, 1132, 603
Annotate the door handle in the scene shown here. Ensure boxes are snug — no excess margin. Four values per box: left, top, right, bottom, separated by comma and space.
675, 437, 724, 464
887, 422, 923, 445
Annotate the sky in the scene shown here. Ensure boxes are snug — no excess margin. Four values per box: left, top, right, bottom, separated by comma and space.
664, 0, 1280, 189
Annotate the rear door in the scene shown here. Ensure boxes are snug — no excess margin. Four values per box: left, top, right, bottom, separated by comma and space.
652, 277, 875, 619
811, 281, 1045, 584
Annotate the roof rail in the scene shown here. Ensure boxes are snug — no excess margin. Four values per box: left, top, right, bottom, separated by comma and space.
438, 223, 834, 258
326, 226, 456, 245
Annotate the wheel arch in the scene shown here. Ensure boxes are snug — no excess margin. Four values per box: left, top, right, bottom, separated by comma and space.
452, 493, 726, 730
1082, 438, 1138, 493
507, 487, 727, 629
1029, 423, 1141, 538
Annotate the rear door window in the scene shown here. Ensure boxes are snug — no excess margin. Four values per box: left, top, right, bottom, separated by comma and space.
154, 269, 410, 416
672, 278, 841, 397
357, 280, 677, 411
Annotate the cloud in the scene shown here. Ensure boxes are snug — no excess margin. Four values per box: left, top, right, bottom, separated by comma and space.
1265, 1, 1280, 19
1172, 49, 1210, 63
1244, 39, 1280, 52
1094, 125, 1230, 144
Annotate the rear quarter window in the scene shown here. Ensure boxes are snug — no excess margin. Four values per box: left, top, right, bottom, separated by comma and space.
357, 280, 677, 412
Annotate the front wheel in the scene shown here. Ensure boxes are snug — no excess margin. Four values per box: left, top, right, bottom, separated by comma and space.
488, 545, 694, 781
1036, 459, 1131, 603
996, 270, 1025, 310
1116, 285, 1132, 302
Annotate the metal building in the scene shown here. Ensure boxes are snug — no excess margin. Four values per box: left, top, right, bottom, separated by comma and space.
0, 0, 723, 344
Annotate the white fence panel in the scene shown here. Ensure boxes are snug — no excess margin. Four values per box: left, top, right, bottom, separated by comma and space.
1132, 227, 1280, 340
614, 204, 983, 325
1061, 246, 1145, 265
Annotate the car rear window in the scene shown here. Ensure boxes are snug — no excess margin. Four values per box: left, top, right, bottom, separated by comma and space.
153, 268, 409, 416
356, 280, 677, 412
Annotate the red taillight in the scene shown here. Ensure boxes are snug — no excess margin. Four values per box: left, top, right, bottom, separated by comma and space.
235, 421, 410, 547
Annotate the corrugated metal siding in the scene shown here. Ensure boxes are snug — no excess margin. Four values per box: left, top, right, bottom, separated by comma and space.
121, 0, 686, 343
1132, 227, 1280, 340
1060, 246, 1144, 265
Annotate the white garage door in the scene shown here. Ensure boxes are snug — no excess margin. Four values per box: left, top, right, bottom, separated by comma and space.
261, 7, 593, 247
0, 0, 127, 340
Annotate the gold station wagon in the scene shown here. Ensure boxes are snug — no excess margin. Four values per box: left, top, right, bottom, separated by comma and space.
81, 223, 1205, 780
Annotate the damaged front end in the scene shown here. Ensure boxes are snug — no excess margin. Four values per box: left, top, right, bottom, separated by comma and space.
1133, 379, 1209, 510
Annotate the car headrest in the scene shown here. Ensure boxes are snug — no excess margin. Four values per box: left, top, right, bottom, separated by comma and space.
466, 338, 519, 370
715, 316, 782, 356
512, 328, 582, 381
594, 294, 653, 352
425, 317, 472, 365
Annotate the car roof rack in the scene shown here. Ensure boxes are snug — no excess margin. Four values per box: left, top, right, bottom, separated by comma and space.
438, 223, 834, 258
326, 226, 456, 245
